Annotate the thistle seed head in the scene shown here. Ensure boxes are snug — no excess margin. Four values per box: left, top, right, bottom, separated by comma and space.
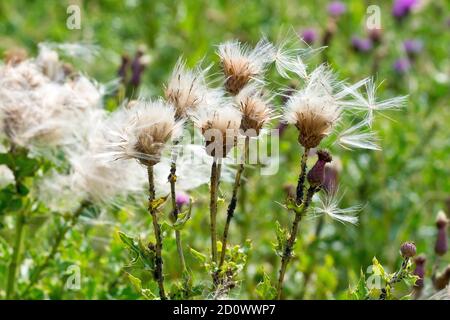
192, 103, 241, 159
235, 84, 273, 137
217, 39, 274, 95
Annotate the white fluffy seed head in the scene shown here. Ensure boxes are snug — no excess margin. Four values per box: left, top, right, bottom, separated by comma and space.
164, 57, 213, 119
0, 45, 103, 151
192, 102, 242, 158
283, 66, 342, 148
217, 38, 275, 95
108, 99, 184, 166
235, 84, 274, 137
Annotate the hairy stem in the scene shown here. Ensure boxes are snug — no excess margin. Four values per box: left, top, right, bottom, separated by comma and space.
295, 147, 310, 205
22, 201, 90, 296
209, 160, 221, 266
218, 137, 249, 269
276, 187, 316, 299
147, 165, 167, 300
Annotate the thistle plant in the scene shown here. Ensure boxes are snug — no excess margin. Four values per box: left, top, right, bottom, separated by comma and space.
163, 58, 215, 286
349, 242, 419, 300
274, 62, 406, 299
217, 86, 274, 273
0, 44, 104, 299
193, 103, 241, 279
109, 99, 183, 299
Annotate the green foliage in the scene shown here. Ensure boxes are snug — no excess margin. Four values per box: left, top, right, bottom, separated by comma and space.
256, 271, 276, 299
0, 0, 449, 300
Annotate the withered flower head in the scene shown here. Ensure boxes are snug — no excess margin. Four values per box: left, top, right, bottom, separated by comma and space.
192, 103, 242, 159
217, 38, 274, 95
164, 57, 215, 119
235, 84, 273, 137
284, 66, 341, 148
111, 99, 183, 166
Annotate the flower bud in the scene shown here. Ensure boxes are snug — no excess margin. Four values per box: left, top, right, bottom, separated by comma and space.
323, 159, 341, 194
307, 150, 332, 188
435, 210, 448, 256
400, 241, 416, 258
413, 255, 426, 288
176, 192, 190, 210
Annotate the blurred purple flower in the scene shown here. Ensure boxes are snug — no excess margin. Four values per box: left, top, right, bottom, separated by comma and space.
403, 39, 423, 56
301, 28, 318, 45
392, 0, 419, 19
351, 36, 373, 53
176, 192, 190, 209
328, 1, 346, 17
413, 255, 426, 288
393, 58, 411, 74
368, 27, 383, 43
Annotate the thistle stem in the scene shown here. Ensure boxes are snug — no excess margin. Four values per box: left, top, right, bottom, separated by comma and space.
295, 147, 310, 205
6, 145, 26, 299
218, 137, 249, 269
209, 160, 221, 266
168, 159, 188, 280
22, 201, 90, 297
6, 210, 25, 299
276, 147, 313, 300
147, 165, 167, 300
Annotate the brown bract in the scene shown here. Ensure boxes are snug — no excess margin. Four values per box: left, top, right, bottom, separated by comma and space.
295, 112, 332, 149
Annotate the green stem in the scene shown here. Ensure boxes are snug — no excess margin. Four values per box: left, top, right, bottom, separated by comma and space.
6, 144, 26, 300
147, 165, 167, 300
21, 201, 90, 297
6, 210, 26, 299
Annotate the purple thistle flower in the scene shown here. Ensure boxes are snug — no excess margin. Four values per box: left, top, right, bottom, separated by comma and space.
368, 27, 383, 44
393, 58, 411, 74
328, 1, 346, 17
301, 28, 318, 45
392, 0, 419, 19
413, 255, 426, 288
351, 36, 373, 53
403, 39, 423, 57
307, 150, 332, 188
400, 241, 416, 258
118, 54, 130, 81
323, 165, 339, 194
435, 211, 448, 256
176, 192, 190, 209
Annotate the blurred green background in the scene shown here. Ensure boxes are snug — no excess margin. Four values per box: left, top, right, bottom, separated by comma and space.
0, 0, 449, 299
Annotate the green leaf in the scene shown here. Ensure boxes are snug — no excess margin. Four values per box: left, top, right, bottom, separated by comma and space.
256, 272, 276, 299
372, 257, 386, 278
349, 269, 368, 300
189, 247, 206, 263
